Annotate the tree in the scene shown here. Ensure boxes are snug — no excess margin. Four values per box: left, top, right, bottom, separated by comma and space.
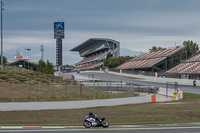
36, 60, 47, 73
0, 55, 7, 64
183, 40, 199, 59
103, 56, 133, 68
149, 46, 166, 52
46, 60, 54, 74
61, 64, 75, 68
36, 60, 54, 74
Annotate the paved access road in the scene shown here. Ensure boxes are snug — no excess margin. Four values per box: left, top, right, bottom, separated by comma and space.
78, 72, 200, 94
1, 125, 200, 133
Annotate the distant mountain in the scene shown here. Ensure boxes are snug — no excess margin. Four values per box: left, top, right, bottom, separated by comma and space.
120, 48, 143, 57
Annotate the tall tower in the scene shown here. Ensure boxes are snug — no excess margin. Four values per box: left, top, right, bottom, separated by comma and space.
40, 45, 44, 61
54, 22, 64, 66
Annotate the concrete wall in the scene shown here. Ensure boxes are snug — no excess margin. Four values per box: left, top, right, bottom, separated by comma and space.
158, 87, 183, 100
158, 87, 176, 97
57, 73, 74, 80
0, 95, 151, 111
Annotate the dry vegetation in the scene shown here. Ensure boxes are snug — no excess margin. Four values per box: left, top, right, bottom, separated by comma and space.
0, 66, 136, 102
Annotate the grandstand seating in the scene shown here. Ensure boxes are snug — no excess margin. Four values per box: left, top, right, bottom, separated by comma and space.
117, 46, 185, 70
76, 51, 110, 65
131, 46, 185, 61
117, 57, 166, 69
185, 53, 200, 62
166, 53, 200, 74
71, 38, 120, 71
76, 63, 102, 70
166, 62, 200, 74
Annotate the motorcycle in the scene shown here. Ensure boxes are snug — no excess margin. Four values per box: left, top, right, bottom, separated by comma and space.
83, 116, 109, 128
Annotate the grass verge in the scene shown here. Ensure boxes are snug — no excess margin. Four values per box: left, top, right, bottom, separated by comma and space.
0, 92, 199, 126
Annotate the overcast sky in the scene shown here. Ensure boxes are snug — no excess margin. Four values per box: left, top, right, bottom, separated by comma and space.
3, 0, 200, 65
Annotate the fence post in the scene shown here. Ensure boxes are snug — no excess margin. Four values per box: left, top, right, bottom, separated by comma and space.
65, 80, 67, 96
148, 86, 150, 95
110, 83, 112, 99
138, 85, 140, 96
118, 84, 119, 96
107, 83, 108, 93
121, 80, 122, 94
76, 87, 78, 100
11, 81, 14, 102
125, 84, 127, 97
57, 88, 59, 101
80, 81, 82, 97
50, 82, 53, 94
166, 82, 168, 98
26, 82, 29, 96
175, 82, 178, 92
38, 82, 41, 97
94, 80, 96, 100
35, 89, 37, 102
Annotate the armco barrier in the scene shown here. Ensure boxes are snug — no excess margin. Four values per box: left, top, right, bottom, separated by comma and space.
0, 95, 152, 111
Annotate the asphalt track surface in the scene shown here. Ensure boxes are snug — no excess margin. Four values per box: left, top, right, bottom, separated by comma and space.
79, 72, 200, 94
1, 125, 200, 133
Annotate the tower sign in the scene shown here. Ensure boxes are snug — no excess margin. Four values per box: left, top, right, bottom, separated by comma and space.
54, 22, 64, 66
54, 22, 64, 39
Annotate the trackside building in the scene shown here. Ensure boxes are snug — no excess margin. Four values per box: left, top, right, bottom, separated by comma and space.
70, 38, 120, 71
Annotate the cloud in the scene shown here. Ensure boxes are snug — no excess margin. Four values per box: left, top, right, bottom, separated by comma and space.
3, 0, 200, 65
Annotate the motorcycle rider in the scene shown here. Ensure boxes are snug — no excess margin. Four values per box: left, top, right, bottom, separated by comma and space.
88, 112, 101, 124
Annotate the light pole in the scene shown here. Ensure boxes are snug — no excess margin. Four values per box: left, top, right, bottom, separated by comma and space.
1, 1, 4, 70
27, 48, 31, 69
185, 50, 187, 60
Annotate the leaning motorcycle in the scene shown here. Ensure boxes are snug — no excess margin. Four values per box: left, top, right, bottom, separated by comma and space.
83, 116, 109, 128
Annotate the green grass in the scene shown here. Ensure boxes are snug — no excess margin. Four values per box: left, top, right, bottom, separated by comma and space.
0, 92, 199, 126
180, 92, 200, 102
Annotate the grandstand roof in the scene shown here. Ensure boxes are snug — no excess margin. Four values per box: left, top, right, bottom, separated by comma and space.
117, 57, 166, 69
76, 50, 110, 65
117, 46, 185, 70
75, 63, 103, 71
131, 46, 185, 61
70, 38, 119, 51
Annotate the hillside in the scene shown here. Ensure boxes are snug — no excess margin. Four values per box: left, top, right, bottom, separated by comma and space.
0, 66, 132, 102
0, 66, 63, 84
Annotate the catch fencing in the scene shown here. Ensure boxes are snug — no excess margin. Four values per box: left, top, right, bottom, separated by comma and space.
0, 80, 158, 102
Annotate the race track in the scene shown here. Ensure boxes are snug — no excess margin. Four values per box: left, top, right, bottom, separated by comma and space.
1, 124, 200, 133
78, 72, 200, 94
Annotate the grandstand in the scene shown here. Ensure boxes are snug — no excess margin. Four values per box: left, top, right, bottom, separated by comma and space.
117, 46, 185, 72
166, 53, 200, 74
70, 38, 120, 71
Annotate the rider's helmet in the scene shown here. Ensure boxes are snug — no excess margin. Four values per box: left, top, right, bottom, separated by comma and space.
89, 112, 93, 116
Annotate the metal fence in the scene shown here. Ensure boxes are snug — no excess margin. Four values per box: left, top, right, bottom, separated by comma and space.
80, 81, 158, 99
0, 80, 158, 102
165, 82, 178, 97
